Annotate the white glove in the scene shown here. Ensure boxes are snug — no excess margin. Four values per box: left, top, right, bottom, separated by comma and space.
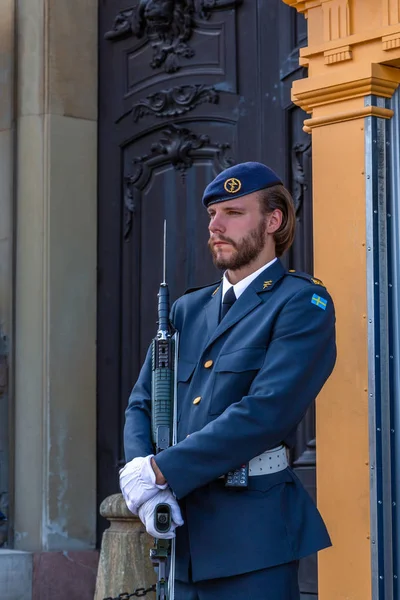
138, 489, 184, 539
119, 454, 167, 515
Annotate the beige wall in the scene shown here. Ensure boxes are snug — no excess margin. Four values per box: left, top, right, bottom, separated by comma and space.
13, 0, 98, 551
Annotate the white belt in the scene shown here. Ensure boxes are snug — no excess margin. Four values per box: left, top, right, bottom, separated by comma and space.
248, 445, 288, 476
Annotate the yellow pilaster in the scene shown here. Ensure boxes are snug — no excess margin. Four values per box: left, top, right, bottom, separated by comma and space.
282, 1, 400, 599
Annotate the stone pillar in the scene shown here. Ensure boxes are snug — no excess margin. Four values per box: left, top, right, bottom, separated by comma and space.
282, 1, 400, 599
13, 0, 98, 574
0, 0, 15, 549
94, 494, 156, 600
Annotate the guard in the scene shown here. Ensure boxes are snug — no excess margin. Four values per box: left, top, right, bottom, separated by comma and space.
120, 162, 337, 599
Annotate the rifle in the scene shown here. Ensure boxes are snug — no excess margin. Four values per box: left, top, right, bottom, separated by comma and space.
149, 221, 178, 600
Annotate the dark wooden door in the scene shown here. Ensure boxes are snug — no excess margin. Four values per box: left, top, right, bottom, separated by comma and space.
98, 1, 316, 595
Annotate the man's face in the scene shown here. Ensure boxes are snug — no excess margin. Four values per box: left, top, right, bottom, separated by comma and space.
207, 194, 268, 271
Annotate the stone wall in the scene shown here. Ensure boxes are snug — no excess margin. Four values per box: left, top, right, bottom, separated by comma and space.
0, 1, 99, 598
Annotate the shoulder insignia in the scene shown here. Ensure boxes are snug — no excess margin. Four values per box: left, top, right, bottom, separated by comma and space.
286, 270, 325, 287
184, 280, 221, 295
311, 277, 324, 286
311, 293, 328, 310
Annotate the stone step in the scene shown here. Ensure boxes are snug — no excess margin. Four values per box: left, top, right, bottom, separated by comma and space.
0, 549, 32, 600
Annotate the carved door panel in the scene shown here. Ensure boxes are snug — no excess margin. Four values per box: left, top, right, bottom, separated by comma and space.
98, 1, 315, 595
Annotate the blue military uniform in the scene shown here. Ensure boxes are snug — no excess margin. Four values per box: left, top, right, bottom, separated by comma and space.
124, 260, 336, 580
124, 162, 336, 598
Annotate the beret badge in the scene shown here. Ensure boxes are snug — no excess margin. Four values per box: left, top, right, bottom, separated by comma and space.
224, 178, 242, 194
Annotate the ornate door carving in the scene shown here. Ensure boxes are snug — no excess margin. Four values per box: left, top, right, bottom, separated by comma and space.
98, 1, 316, 595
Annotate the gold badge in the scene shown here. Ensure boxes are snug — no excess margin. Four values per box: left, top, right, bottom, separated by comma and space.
311, 277, 324, 286
212, 285, 220, 296
224, 178, 242, 194
263, 280, 273, 289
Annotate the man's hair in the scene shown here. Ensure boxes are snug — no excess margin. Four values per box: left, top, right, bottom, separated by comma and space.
257, 185, 296, 257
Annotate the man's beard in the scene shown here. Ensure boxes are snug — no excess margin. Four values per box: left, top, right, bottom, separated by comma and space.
208, 219, 267, 271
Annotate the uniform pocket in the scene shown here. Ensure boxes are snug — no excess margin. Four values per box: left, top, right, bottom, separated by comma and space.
177, 360, 196, 382
176, 360, 196, 422
210, 347, 266, 415
214, 347, 266, 373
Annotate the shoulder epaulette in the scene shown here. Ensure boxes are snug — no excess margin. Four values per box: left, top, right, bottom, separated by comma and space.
184, 280, 221, 295
286, 270, 325, 287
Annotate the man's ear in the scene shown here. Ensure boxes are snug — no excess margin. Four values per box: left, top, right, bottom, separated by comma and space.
266, 209, 283, 234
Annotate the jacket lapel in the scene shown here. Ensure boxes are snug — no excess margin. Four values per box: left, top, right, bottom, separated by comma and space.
203, 259, 286, 349
204, 282, 222, 340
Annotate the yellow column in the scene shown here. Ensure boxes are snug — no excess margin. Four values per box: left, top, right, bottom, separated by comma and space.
282, 1, 400, 599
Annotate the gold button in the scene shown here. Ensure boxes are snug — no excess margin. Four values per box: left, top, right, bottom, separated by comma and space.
193, 396, 202, 405
204, 360, 213, 369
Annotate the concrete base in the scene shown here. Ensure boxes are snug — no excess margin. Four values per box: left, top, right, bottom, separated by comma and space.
33, 551, 99, 600
0, 549, 33, 600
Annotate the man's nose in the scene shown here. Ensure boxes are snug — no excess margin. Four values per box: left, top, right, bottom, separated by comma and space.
208, 214, 225, 233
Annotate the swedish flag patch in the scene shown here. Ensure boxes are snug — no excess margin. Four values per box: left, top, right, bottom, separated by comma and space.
311, 294, 328, 310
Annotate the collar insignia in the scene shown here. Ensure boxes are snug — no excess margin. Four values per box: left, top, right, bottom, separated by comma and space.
212, 285, 220, 296
263, 280, 273, 289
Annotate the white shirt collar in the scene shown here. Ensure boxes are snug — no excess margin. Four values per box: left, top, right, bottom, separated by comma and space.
221, 257, 277, 301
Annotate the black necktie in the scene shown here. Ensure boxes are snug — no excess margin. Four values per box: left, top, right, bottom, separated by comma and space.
220, 287, 236, 321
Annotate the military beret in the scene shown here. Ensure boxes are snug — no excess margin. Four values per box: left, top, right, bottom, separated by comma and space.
202, 161, 283, 207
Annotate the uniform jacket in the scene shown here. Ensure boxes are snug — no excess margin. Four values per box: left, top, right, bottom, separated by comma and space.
124, 258, 336, 582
